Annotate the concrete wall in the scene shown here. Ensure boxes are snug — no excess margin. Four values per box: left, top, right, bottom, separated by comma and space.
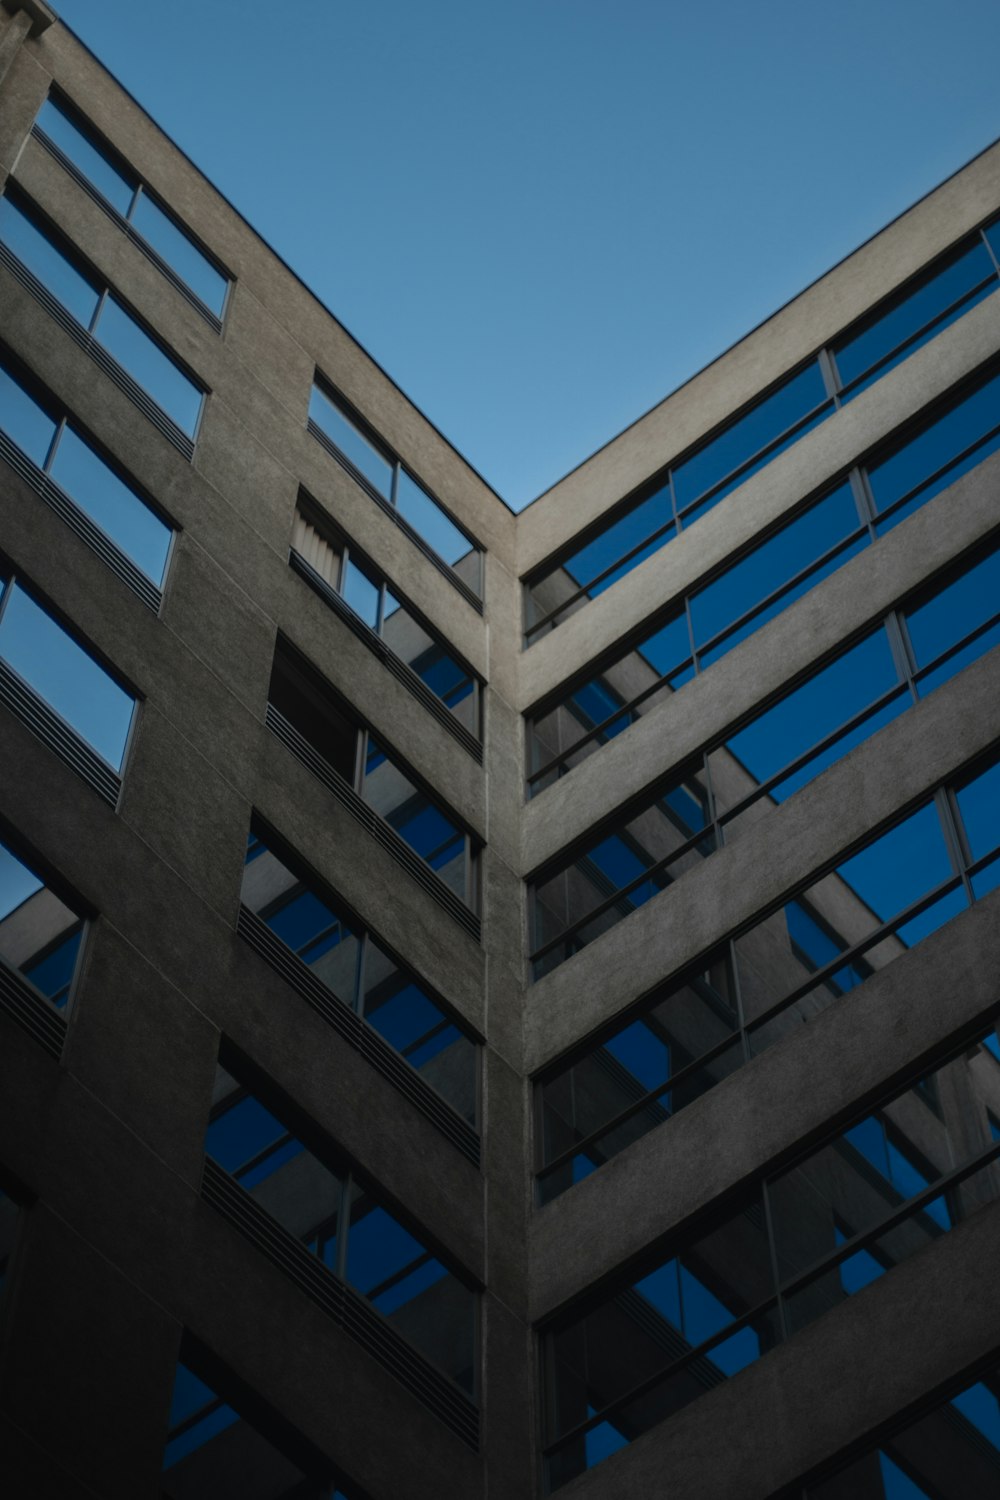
0, 6, 999, 1499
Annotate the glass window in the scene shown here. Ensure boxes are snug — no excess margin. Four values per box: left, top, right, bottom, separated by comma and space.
736, 800, 966, 1056
291, 503, 480, 736
691, 480, 865, 664
833, 236, 1000, 397
543, 1027, 1000, 1489
92, 296, 203, 436
530, 764, 715, 979
129, 192, 228, 315
240, 833, 476, 1122
0, 835, 83, 1011
363, 739, 471, 902
34, 97, 134, 215
0, 194, 100, 326
528, 609, 693, 794
537, 950, 741, 1202
543, 1193, 778, 1490
308, 384, 393, 499
709, 628, 907, 839
308, 382, 483, 597
35, 96, 228, 316
672, 360, 830, 519
267, 643, 478, 912
0, 357, 172, 585
0, 192, 204, 438
0, 577, 135, 769
205, 1064, 476, 1394
903, 541, 1000, 697
867, 366, 1000, 533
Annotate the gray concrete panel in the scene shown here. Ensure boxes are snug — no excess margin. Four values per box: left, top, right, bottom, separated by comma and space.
530, 890, 1000, 1317
522, 448, 1000, 871
520, 295, 1000, 710
527, 645, 1000, 1070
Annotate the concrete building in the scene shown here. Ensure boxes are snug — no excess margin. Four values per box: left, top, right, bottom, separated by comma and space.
0, 3, 999, 1496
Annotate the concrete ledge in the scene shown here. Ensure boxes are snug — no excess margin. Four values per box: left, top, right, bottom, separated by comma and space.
527, 644, 1000, 1070
522, 446, 1000, 872
519, 296, 1000, 711
1, 1, 53, 38
530, 890, 1000, 1317
548, 1195, 1000, 1500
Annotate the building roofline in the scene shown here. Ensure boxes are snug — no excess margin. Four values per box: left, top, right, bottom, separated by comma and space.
54, 14, 517, 515
521, 126, 1000, 514
46, 12, 1000, 521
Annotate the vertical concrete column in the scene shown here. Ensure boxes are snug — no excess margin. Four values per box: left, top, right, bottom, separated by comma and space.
482, 546, 538, 1497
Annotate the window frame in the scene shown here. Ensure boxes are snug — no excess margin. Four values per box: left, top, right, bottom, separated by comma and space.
32, 89, 232, 328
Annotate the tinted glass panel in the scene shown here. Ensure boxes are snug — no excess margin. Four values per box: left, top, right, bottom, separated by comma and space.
0, 836, 82, 1009
0, 195, 100, 326
867, 367, 1000, 528
395, 469, 474, 571
710, 630, 906, 838
0, 362, 57, 465
130, 191, 227, 314
93, 297, 203, 436
49, 427, 172, 583
735, 802, 964, 1054
904, 542, 1000, 696
690, 481, 862, 659
240, 835, 476, 1121
0, 583, 134, 768
673, 361, 829, 515
531, 766, 714, 978
538, 951, 740, 1201
363, 740, 469, 901
834, 239, 998, 392
308, 385, 393, 498
35, 97, 134, 214
206, 1067, 475, 1391
342, 555, 381, 629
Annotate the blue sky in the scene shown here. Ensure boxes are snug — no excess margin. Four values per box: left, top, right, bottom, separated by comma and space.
53, 0, 1000, 507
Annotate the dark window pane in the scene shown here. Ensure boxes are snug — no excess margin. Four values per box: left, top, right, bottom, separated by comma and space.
49, 427, 172, 583
267, 650, 357, 785
130, 190, 227, 314
35, 97, 134, 214
711, 630, 904, 835
363, 740, 470, 901
834, 239, 998, 390
690, 481, 862, 658
905, 542, 1000, 696
955, 758, 1000, 865
0, 362, 57, 465
672, 361, 829, 514
93, 297, 203, 436
867, 367, 1000, 522
308, 385, 392, 498
362, 936, 477, 1121
0, 836, 82, 1008
531, 767, 714, 977
0, 195, 100, 326
0, 583, 134, 768
538, 952, 738, 1200
738, 802, 963, 1052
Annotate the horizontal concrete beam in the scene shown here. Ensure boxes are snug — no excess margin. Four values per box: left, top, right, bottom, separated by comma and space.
530, 889, 1000, 1318
522, 446, 1000, 873
527, 643, 1000, 1070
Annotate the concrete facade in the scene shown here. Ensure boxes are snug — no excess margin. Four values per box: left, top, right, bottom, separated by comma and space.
0, 5, 998, 1497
